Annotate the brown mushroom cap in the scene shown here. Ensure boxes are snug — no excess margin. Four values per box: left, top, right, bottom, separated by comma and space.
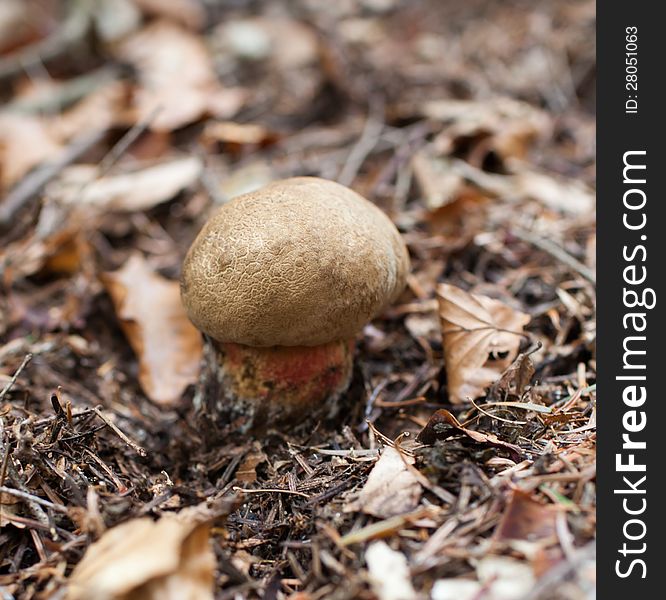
180, 177, 409, 347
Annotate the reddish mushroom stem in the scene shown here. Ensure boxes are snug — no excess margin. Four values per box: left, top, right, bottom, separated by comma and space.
207, 339, 355, 429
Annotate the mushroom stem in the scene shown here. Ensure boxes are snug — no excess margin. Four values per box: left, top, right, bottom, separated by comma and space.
201, 339, 355, 431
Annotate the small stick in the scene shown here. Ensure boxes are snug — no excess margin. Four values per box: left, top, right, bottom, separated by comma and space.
375, 395, 426, 408
0, 486, 69, 514
30, 529, 48, 563
6, 66, 118, 114
337, 99, 384, 186
339, 507, 432, 546
0, 353, 32, 401
313, 448, 379, 458
232, 487, 310, 499
194, 146, 228, 205
512, 227, 596, 284
97, 105, 163, 177
93, 406, 147, 457
468, 398, 527, 425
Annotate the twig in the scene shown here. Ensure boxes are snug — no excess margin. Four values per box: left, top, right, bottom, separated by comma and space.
375, 395, 426, 408
512, 227, 596, 284
232, 487, 310, 499
0, 486, 69, 514
93, 407, 147, 457
313, 448, 379, 458
552, 383, 596, 413
0, 129, 107, 227
339, 507, 433, 546
337, 100, 384, 186
97, 105, 164, 177
194, 146, 228, 205
0, 353, 32, 401
5, 66, 119, 114
468, 397, 527, 425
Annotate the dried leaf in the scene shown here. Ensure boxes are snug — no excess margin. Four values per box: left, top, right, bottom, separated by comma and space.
0, 113, 63, 188
102, 254, 202, 405
404, 313, 440, 342
115, 21, 244, 131
236, 443, 268, 484
366, 541, 417, 600
511, 169, 595, 216
425, 186, 489, 245
2, 156, 199, 283
0, 492, 23, 529
411, 150, 464, 210
344, 447, 422, 518
47, 157, 202, 212
416, 409, 521, 459
0, 79, 127, 192
490, 351, 536, 399
203, 121, 277, 147
67, 512, 215, 600
437, 283, 530, 403
494, 489, 559, 542
423, 97, 551, 162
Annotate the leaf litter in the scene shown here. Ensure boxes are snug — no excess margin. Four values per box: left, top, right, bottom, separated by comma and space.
0, 0, 596, 598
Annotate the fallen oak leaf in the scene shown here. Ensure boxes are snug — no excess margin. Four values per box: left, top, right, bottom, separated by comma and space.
416, 409, 522, 460
101, 254, 202, 405
437, 283, 530, 403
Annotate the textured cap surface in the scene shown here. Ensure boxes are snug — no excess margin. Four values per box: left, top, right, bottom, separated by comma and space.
180, 177, 409, 346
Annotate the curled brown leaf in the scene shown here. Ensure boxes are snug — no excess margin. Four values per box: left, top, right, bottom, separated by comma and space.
102, 254, 202, 405
437, 283, 530, 403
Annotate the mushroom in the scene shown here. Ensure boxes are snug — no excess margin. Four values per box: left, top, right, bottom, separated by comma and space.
180, 177, 409, 430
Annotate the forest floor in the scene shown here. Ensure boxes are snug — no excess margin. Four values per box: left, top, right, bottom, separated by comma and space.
0, 0, 596, 598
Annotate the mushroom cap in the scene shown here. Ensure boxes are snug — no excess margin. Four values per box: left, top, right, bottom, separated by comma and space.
180, 177, 409, 347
